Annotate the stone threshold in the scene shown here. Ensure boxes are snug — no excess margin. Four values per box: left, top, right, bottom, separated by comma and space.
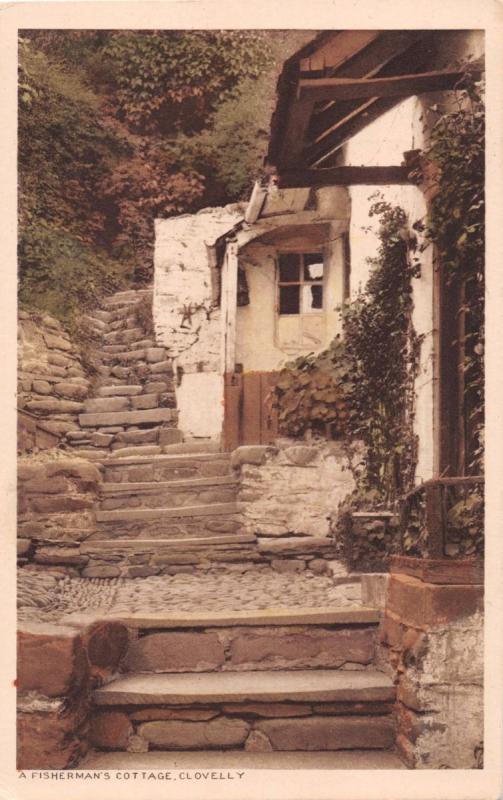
80, 748, 407, 769
64, 606, 380, 629
93, 669, 395, 705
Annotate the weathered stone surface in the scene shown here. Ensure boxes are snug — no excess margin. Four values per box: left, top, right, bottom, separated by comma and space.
82, 566, 120, 578
45, 460, 101, 485
312, 701, 394, 716
309, 558, 329, 575
231, 446, 278, 468
54, 382, 88, 401
127, 735, 149, 753
90, 711, 133, 750
229, 628, 374, 669
150, 360, 173, 374
245, 730, 274, 752
284, 446, 318, 466
159, 428, 184, 446
17, 709, 82, 769
98, 384, 143, 397
17, 625, 88, 697
131, 708, 219, 722
25, 399, 84, 414
255, 716, 394, 751
131, 393, 159, 410
145, 381, 169, 393
17, 538, 32, 556
138, 718, 250, 749
23, 476, 68, 494
386, 573, 484, 629
222, 703, 312, 718
109, 445, 162, 458
33, 547, 88, 566
271, 559, 306, 574
32, 380, 51, 395
114, 429, 159, 444
258, 537, 333, 554
91, 432, 115, 447
44, 333, 72, 351
125, 566, 161, 578
145, 347, 166, 363
29, 496, 93, 513
84, 396, 130, 413
125, 632, 225, 672
79, 408, 175, 427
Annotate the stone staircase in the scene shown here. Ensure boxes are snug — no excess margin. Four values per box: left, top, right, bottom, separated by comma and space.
82, 606, 405, 767
67, 288, 181, 458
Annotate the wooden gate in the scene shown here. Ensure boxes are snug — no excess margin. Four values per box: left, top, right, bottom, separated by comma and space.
223, 371, 278, 451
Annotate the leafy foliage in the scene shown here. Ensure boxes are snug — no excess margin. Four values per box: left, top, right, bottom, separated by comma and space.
273, 201, 422, 507
421, 75, 485, 472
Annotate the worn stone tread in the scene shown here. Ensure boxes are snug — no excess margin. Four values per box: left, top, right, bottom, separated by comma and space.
103, 452, 230, 467
85, 606, 380, 628
80, 749, 407, 769
96, 502, 241, 522
93, 669, 395, 706
80, 533, 256, 554
102, 476, 237, 494
79, 408, 176, 427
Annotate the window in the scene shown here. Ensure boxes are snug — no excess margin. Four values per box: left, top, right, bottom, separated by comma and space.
277, 252, 324, 315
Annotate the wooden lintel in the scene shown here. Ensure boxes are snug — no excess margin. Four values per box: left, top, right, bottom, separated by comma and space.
278, 166, 411, 188
298, 68, 482, 103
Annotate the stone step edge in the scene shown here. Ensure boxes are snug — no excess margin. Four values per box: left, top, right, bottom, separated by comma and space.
65, 606, 380, 629
96, 502, 242, 523
103, 452, 230, 467
80, 749, 407, 770
93, 669, 395, 706
102, 476, 237, 494
81, 533, 256, 551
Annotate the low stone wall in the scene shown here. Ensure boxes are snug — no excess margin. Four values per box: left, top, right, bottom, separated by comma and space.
17, 620, 129, 768
17, 456, 102, 570
379, 561, 484, 768
233, 441, 355, 564
18, 311, 91, 450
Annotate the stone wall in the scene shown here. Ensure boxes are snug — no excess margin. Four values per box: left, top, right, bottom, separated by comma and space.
379, 565, 484, 768
17, 620, 129, 768
233, 441, 354, 563
17, 456, 101, 570
18, 311, 91, 450
153, 204, 244, 439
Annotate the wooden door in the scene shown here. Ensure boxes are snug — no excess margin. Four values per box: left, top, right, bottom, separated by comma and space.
223, 371, 278, 451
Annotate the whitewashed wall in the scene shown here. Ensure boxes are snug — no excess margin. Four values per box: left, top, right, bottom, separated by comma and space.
153, 204, 244, 440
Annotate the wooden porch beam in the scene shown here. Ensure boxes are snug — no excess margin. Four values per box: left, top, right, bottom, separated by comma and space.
298, 68, 481, 103
277, 165, 411, 188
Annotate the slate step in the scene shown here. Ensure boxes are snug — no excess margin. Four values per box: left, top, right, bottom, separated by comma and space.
81, 749, 406, 769
79, 408, 177, 427
100, 476, 238, 511
96, 501, 242, 523
94, 669, 395, 706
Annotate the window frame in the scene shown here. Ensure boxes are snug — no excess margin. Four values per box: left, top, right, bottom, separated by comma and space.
276, 249, 326, 317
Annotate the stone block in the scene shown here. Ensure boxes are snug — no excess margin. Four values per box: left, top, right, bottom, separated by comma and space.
33, 547, 88, 567
115, 428, 159, 444
255, 716, 394, 751
32, 380, 51, 395
271, 559, 306, 574
131, 393, 159, 410
29, 496, 93, 513
44, 333, 72, 351
284, 446, 318, 466
231, 446, 278, 468
229, 628, 374, 669
131, 708, 219, 722
258, 537, 333, 555
222, 703, 312, 718
91, 432, 115, 447
138, 718, 250, 749
45, 460, 102, 486
98, 385, 143, 397
312, 701, 393, 716
48, 351, 72, 367
23, 476, 68, 494
309, 558, 329, 575
386, 573, 484, 629
159, 428, 184, 446
17, 538, 32, 556
124, 632, 225, 672
150, 360, 173, 374
54, 382, 88, 401
145, 381, 169, 394
127, 735, 149, 753
245, 730, 273, 752
17, 709, 82, 769
84, 397, 130, 413
25, 399, 84, 415
125, 566, 161, 578
82, 566, 121, 578
17, 625, 88, 697
145, 348, 166, 363
89, 711, 133, 750
79, 408, 175, 427
361, 573, 389, 608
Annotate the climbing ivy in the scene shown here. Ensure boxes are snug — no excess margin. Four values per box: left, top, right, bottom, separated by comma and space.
420, 74, 485, 472
272, 200, 422, 506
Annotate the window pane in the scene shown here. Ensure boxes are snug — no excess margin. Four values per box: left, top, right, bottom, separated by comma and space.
278, 253, 301, 282
302, 283, 323, 313
279, 285, 300, 315
304, 253, 324, 281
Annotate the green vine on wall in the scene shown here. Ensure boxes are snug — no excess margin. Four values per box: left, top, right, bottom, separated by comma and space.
272, 200, 422, 507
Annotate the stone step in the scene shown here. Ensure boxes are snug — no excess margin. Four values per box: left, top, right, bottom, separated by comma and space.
81, 749, 406, 769
100, 476, 237, 511
81, 533, 256, 555
79, 408, 177, 427
97, 385, 143, 397
103, 452, 231, 484
96, 501, 242, 523
89, 669, 396, 751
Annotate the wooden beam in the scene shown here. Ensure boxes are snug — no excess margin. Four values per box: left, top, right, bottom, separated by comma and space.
298, 69, 481, 103
278, 166, 411, 188
276, 97, 315, 171
220, 242, 239, 375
